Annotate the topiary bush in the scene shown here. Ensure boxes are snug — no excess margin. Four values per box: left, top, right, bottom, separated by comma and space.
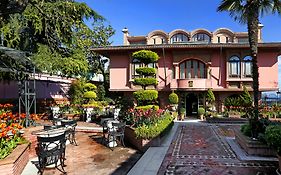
134, 77, 158, 87
135, 105, 159, 111
83, 91, 97, 102
168, 92, 179, 104
132, 50, 159, 65
136, 67, 156, 76
198, 107, 205, 116
133, 90, 158, 104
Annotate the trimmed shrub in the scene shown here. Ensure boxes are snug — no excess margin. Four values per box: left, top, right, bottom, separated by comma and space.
83, 83, 97, 92
265, 125, 281, 154
134, 112, 174, 139
198, 107, 205, 116
136, 67, 156, 76
168, 92, 179, 104
133, 90, 158, 102
135, 105, 159, 111
134, 77, 158, 86
180, 107, 186, 115
83, 91, 97, 99
132, 50, 159, 65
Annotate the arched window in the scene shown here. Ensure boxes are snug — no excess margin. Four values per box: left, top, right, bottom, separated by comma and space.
179, 59, 206, 79
243, 56, 252, 77
132, 58, 141, 78
192, 33, 211, 42
229, 56, 240, 77
170, 33, 189, 43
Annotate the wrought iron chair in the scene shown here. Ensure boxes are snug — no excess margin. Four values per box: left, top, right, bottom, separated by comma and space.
61, 120, 78, 146
107, 122, 126, 148
100, 118, 113, 144
34, 133, 66, 175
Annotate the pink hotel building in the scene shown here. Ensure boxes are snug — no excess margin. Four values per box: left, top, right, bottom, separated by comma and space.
92, 26, 281, 115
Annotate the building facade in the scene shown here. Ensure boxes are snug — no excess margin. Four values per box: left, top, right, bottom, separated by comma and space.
92, 27, 281, 115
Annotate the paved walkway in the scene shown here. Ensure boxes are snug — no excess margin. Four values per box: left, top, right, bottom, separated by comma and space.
156, 122, 278, 175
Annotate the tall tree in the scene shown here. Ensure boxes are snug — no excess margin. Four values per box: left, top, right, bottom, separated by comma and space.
0, 0, 114, 78
217, 0, 281, 137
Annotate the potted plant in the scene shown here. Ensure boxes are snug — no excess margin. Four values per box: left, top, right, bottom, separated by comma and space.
265, 125, 281, 174
198, 107, 205, 121
168, 92, 179, 111
180, 107, 185, 121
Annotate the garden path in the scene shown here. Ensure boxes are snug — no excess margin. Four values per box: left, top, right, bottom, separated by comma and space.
157, 122, 278, 175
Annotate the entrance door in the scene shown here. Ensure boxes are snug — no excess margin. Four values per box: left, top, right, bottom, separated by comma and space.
185, 93, 198, 116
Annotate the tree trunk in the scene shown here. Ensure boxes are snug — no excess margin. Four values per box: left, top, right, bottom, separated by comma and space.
247, 0, 260, 138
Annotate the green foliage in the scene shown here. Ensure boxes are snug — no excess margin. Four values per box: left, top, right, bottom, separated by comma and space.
134, 78, 158, 87
136, 67, 156, 76
96, 85, 106, 101
240, 86, 253, 107
132, 50, 159, 65
206, 89, 215, 104
168, 92, 179, 104
83, 91, 97, 99
224, 96, 241, 108
0, 0, 115, 79
133, 90, 158, 104
180, 107, 186, 114
134, 112, 173, 139
241, 124, 252, 137
68, 79, 86, 104
197, 107, 205, 116
83, 83, 97, 92
0, 135, 28, 159
135, 105, 159, 111
265, 125, 281, 155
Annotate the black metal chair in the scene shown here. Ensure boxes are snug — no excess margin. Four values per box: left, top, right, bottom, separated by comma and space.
107, 122, 126, 148
100, 118, 113, 144
34, 133, 66, 175
61, 120, 78, 146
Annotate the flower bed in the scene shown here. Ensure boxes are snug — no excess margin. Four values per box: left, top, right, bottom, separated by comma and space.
123, 108, 174, 152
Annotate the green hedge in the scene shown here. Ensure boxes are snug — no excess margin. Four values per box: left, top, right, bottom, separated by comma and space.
134, 112, 174, 139
134, 78, 158, 86
136, 67, 156, 76
133, 90, 158, 102
135, 105, 159, 111
168, 92, 178, 104
132, 50, 159, 65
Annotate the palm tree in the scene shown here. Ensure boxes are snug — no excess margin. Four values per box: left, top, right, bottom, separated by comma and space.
217, 0, 281, 137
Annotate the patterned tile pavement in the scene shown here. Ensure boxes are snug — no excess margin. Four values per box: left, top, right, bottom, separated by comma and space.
157, 122, 278, 175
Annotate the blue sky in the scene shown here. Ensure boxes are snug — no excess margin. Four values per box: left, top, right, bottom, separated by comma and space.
78, 0, 281, 90
80, 0, 281, 45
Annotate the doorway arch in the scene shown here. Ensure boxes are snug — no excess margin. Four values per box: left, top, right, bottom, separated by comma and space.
185, 93, 198, 116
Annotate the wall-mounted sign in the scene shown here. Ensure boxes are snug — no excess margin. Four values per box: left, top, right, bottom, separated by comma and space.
188, 81, 193, 87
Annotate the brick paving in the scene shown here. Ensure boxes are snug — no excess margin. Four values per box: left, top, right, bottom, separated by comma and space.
157, 122, 278, 175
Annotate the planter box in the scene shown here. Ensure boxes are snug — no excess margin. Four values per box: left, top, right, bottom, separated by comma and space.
125, 126, 161, 152
206, 117, 247, 123
235, 129, 276, 157
0, 144, 30, 175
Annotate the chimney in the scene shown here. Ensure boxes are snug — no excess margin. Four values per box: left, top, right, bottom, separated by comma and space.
122, 27, 129, 45
258, 23, 264, 43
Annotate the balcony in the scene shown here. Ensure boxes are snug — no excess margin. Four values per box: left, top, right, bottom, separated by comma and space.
170, 79, 212, 90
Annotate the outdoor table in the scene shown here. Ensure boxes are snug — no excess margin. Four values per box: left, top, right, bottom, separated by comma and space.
106, 119, 120, 148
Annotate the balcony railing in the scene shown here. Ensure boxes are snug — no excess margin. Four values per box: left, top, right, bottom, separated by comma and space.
170, 79, 212, 90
